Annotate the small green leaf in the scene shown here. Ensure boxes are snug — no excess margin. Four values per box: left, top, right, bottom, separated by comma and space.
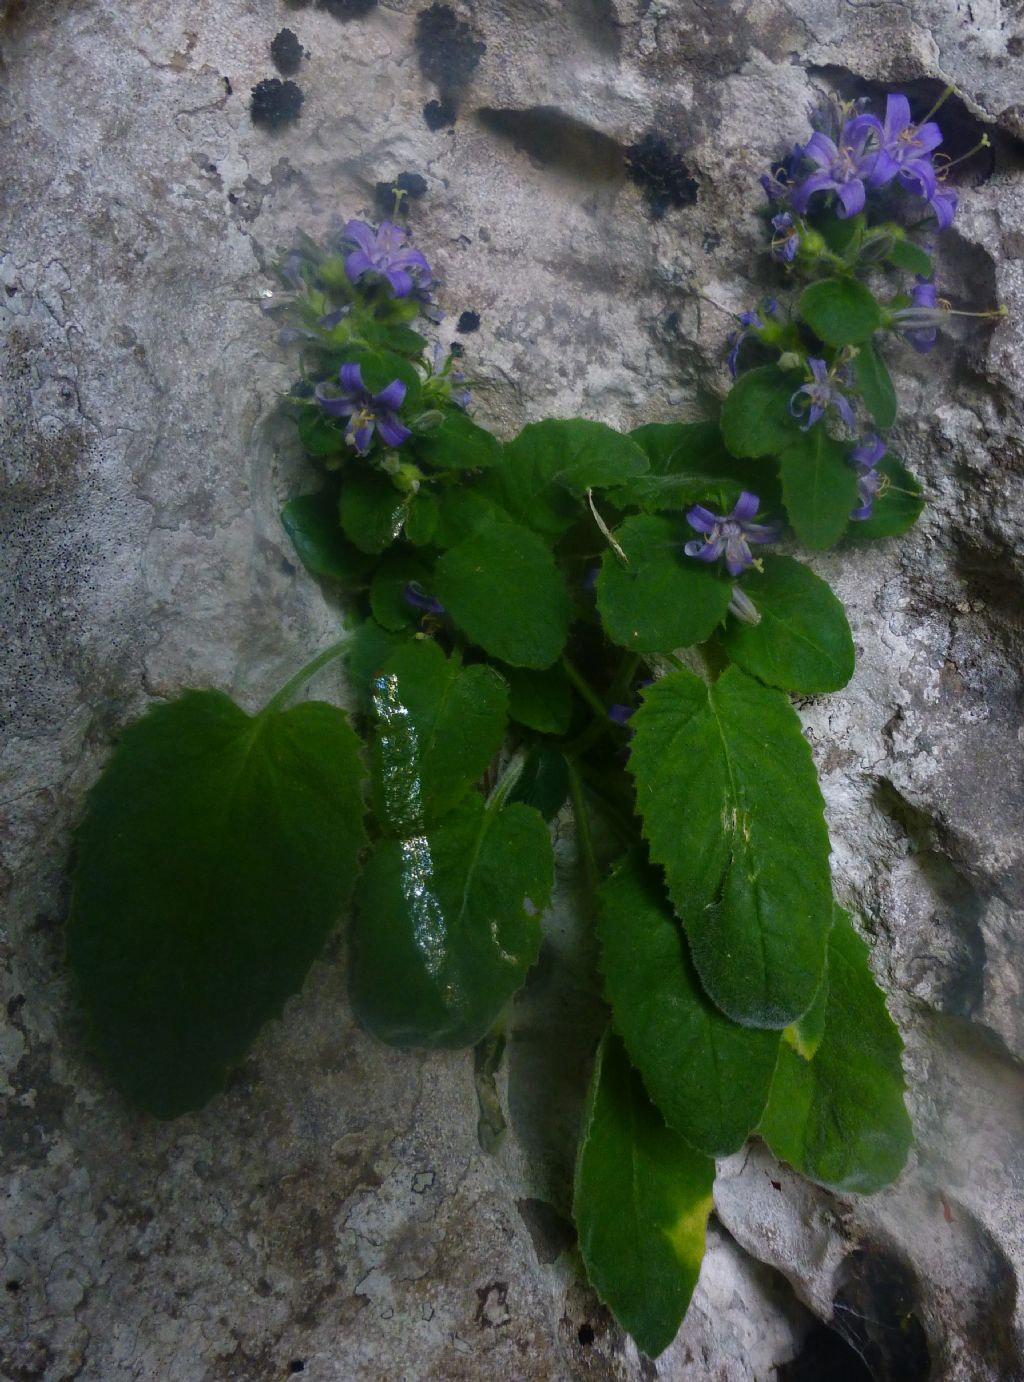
481, 419, 649, 537
281, 491, 373, 585
759, 908, 912, 1192
720, 366, 803, 459
595, 514, 733, 652
503, 664, 574, 735
574, 1032, 715, 1359
432, 489, 505, 548
612, 421, 780, 512
721, 555, 854, 694
359, 320, 429, 356
852, 341, 897, 429
434, 517, 572, 669
413, 410, 502, 471
847, 455, 924, 540
67, 691, 367, 1116
345, 619, 415, 715
630, 665, 833, 1027
506, 743, 570, 821
369, 551, 433, 631
888, 238, 933, 277
599, 859, 781, 1156
338, 469, 407, 555
799, 278, 882, 346
369, 639, 508, 833
404, 491, 440, 546
780, 428, 860, 550
297, 408, 346, 458
350, 794, 552, 1047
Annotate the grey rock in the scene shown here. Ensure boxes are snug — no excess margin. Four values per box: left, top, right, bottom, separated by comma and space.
2, 0, 1023, 1378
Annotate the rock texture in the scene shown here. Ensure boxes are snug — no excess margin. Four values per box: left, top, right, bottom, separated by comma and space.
2, 1, 1023, 1378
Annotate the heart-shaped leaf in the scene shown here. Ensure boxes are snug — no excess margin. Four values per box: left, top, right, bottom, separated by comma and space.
281, 489, 374, 585
412, 409, 502, 470
612, 422, 777, 513
799, 278, 881, 346
720, 366, 804, 459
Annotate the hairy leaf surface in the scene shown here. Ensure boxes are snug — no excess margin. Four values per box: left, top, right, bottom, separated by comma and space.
780, 428, 860, 550
799, 278, 881, 346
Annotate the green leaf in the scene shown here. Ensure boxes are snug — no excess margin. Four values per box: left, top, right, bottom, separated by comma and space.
412, 410, 502, 471
281, 491, 373, 585
350, 794, 552, 1047
629, 665, 833, 1027
595, 514, 733, 652
338, 469, 407, 555
434, 517, 572, 669
404, 491, 439, 546
783, 965, 829, 1061
503, 663, 574, 735
847, 455, 923, 540
799, 278, 882, 346
888, 238, 933, 277
506, 743, 570, 822
369, 551, 433, 632
345, 619, 415, 715
297, 407, 346, 458
721, 555, 854, 694
66, 691, 367, 1117
814, 210, 865, 256
359, 320, 429, 356
574, 1032, 714, 1359
759, 908, 912, 1192
335, 343, 422, 406
612, 421, 780, 513
432, 489, 505, 548
599, 859, 781, 1156
779, 428, 860, 550
852, 341, 897, 429
720, 366, 803, 459
369, 640, 508, 833
481, 419, 649, 537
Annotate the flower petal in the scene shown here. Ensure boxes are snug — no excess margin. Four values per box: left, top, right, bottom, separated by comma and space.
345, 249, 374, 282
803, 131, 838, 167
372, 377, 407, 412
344, 220, 380, 254
376, 414, 412, 449
687, 505, 720, 535
315, 383, 355, 418
339, 362, 366, 397
883, 94, 912, 138
384, 267, 414, 298
835, 177, 866, 218
789, 169, 837, 213
732, 491, 760, 522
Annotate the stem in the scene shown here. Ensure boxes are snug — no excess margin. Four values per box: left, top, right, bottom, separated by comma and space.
561, 655, 610, 721
920, 82, 955, 125
261, 636, 351, 715
567, 760, 601, 895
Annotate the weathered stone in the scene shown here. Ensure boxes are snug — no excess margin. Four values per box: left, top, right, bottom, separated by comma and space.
2, 0, 1023, 1377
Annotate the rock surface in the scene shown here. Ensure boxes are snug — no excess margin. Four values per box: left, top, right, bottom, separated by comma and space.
2, 1, 1023, 1378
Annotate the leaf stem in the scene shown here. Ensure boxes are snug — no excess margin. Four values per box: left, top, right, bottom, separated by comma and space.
561, 655, 609, 721
261, 636, 351, 716
567, 759, 601, 895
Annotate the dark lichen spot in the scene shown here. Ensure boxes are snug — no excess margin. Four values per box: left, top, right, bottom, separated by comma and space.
577, 1323, 595, 1346
374, 171, 428, 214
223, 75, 233, 96
271, 29, 304, 75
626, 131, 699, 218
250, 79, 305, 128
415, 4, 485, 91
423, 97, 457, 130
457, 310, 480, 333
288, 1364, 306, 1376
318, 0, 377, 18
449, 341, 465, 358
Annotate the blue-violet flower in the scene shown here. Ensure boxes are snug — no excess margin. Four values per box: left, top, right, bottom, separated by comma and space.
771, 212, 800, 262
343, 219, 433, 298
789, 357, 858, 431
852, 94, 944, 198
315, 362, 412, 454
891, 276, 941, 354
849, 434, 887, 521
685, 492, 780, 576
790, 122, 878, 219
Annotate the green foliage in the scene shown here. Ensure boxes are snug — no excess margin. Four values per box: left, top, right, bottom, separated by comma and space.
887, 238, 933, 277
368, 550, 433, 630
760, 908, 912, 1192
338, 469, 407, 555
503, 664, 574, 735
281, 490, 374, 584
412, 409, 503, 471
67, 691, 367, 1117
780, 427, 861, 550
629, 666, 833, 1027
720, 365, 803, 458
721, 555, 854, 694
574, 1032, 715, 1359
434, 517, 572, 668
344, 618, 414, 714
852, 341, 897, 429
350, 793, 553, 1047
368, 640, 508, 833
799, 278, 882, 346
297, 408, 346, 458
847, 455, 924, 540
614, 422, 775, 512
506, 743, 570, 821
599, 859, 781, 1156
595, 514, 734, 652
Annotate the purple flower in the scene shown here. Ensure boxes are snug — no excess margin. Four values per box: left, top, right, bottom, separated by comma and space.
315, 362, 412, 454
760, 143, 805, 202
790, 120, 878, 219
851, 467, 884, 521
404, 581, 446, 615
684, 492, 780, 577
789, 357, 858, 432
771, 212, 800, 262
343, 220, 433, 298
850, 433, 886, 468
849, 434, 886, 521
727, 308, 764, 378
608, 703, 633, 726
928, 182, 958, 230
853, 94, 944, 198
891, 277, 941, 353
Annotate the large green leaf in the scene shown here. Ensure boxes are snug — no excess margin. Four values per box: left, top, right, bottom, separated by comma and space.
338, 469, 406, 555
281, 490, 373, 585
852, 341, 897, 430
887, 238, 933, 278
595, 514, 733, 652
412, 409, 502, 471
759, 908, 912, 1192
480, 419, 649, 536
368, 550, 433, 631
721, 555, 854, 694
779, 428, 860, 551
599, 859, 781, 1156
629, 665, 832, 1027
434, 517, 572, 669
574, 1032, 715, 1359
67, 691, 367, 1117
720, 366, 803, 459
369, 640, 508, 833
297, 407, 346, 458
846, 455, 924, 541
799, 278, 882, 346
350, 794, 552, 1047
344, 618, 415, 715
503, 663, 574, 735
611, 422, 776, 513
